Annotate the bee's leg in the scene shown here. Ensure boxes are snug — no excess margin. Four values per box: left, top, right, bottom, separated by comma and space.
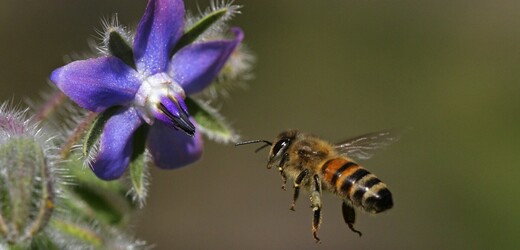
290, 169, 309, 211
310, 175, 322, 243
278, 168, 287, 190
278, 153, 290, 190
342, 201, 362, 237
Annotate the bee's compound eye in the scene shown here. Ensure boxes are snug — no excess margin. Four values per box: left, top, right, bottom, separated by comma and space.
272, 138, 290, 156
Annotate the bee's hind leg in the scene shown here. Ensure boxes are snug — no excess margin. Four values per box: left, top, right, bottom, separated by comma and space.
310, 175, 322, 243
290, 169, 309, 211
342, 201, 362, 237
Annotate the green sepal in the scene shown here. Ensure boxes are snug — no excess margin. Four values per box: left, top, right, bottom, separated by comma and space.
129, 125, 149, 208
129, 154, 147, 208
108, 31, 135, 69
171, 7, 228, 55
186, 97, 239, 143
82, 107, 119, 159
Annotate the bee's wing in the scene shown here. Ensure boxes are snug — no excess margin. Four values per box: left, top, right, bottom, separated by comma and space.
334, 129, 404, 160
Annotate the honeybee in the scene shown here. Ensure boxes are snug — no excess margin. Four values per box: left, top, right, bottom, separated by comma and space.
236, 129, 400, 243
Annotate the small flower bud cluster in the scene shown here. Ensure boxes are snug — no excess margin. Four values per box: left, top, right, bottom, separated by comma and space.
0, 104, 146, 249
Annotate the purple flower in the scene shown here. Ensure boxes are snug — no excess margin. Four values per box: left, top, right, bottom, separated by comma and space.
50, 0, 243, 180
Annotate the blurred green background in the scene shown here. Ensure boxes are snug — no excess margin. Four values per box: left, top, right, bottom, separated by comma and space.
1, 0, 520, 249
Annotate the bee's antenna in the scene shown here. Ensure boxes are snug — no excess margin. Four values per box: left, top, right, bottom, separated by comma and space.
235, 140, 273, 146
235, 139, 273, 153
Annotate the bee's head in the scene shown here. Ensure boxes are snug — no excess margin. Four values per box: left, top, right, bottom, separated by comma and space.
266, 130, 298, 169
235, 130, 299, 169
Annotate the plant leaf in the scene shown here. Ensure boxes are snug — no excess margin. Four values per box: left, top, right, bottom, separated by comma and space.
50, 219, 103, 248
65, 157, 135, 221
68, 185, 123, 225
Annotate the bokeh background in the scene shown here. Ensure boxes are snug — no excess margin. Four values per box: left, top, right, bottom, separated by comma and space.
1, 0, 520, 249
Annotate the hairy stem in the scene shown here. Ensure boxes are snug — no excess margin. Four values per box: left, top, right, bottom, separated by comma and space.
34, 92, 66, 122
60, 112, 97, 159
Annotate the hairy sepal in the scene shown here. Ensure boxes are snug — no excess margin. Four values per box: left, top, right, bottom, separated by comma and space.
185, 97, 239, 143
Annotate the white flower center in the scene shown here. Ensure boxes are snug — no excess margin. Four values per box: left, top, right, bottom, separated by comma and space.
134, 73, 185, 125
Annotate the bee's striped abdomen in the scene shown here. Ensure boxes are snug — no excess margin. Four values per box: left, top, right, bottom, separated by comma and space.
321, 158, 393, 214
321, 158, 358, 188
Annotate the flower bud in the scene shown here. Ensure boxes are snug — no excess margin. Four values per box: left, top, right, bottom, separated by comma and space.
0, 105, 55, 247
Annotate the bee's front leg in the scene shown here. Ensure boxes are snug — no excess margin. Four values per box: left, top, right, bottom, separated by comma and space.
310, 175, 322, 243
278, 153, 290, 190
278, 168, 287, 190
290, 169, 309, 211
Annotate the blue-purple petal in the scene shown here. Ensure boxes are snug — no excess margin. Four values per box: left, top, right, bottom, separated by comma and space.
169, 28, 244, 95
50, 56, 141, 112
147, 120, 203, 169
133, 0, 185, 76
90, 107, 143, 180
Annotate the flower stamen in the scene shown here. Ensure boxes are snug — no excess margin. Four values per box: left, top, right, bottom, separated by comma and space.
157, 101, 195, 136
